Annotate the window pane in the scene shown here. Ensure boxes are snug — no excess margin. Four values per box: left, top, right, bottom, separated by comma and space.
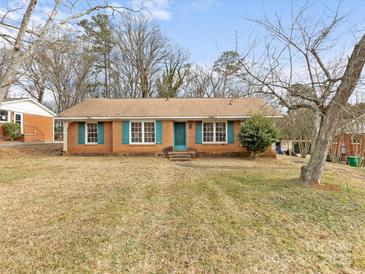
87, 123, 98, 143
15, 114, 21, 124
144, 122, 155, 143
203, 122, 214, 142
215, 122, 226, 142
0, 110, 8, 122
131, 122, 142, 143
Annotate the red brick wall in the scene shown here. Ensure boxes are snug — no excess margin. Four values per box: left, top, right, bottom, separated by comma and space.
23, 114, 53, 142
1, 112, 53, 142
67, 120, 276, 157
0, 124, 4, 139
67, 121, 113, 154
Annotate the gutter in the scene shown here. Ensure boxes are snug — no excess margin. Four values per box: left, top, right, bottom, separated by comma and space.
56, 115, 284, 121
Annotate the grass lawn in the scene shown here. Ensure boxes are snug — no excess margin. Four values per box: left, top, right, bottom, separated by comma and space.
0, 149, 365, 273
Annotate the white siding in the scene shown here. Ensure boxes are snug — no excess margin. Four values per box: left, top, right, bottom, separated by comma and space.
0, 100, 54, 117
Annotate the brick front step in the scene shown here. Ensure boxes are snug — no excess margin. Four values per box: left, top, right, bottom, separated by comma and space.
169, 157, 193, 162
168, 151, 196, 156
168, 150, 196, 161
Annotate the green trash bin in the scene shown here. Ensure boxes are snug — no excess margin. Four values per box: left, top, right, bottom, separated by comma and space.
347, 156, 362, 167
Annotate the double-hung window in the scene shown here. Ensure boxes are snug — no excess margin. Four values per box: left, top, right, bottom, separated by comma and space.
14, 113, 23, 133
86, 123, 98, 144
131, 121, 155, 144
203, 121, 227, 143
14, 113, 22, 125
0, 110, 9, 122
215, 122, 227, 142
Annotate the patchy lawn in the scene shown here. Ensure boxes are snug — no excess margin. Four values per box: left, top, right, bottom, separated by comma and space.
0, 150, 364, 273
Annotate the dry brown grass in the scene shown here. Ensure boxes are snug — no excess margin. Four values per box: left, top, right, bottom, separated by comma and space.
0, 153, 364, 273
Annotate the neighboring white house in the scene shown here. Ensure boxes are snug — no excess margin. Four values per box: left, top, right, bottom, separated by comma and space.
0, 98, 55, 142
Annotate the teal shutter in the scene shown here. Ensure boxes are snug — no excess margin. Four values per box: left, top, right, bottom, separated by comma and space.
97, 122, 104, 144
122, 121, 130, 144
228, 121, 234, 144
156, 120, 163, 144
195, 121, 202, 144
78, 122, 85, 144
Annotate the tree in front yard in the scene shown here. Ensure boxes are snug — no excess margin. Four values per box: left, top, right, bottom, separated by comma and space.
235, 6, 365, 183
239, 115, 279, 159
4, 122, 21, 141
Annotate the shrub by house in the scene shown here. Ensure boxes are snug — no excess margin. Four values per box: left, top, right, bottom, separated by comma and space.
239, 115, 279, 158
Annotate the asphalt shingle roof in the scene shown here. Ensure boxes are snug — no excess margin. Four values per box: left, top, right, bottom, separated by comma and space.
58, 97, 279, 119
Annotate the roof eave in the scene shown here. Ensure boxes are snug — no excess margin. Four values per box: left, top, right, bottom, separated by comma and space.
1, 98, 56, 116
57, 115, 283, 120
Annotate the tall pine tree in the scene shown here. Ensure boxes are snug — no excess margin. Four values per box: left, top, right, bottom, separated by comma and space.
79, 14, 114, 98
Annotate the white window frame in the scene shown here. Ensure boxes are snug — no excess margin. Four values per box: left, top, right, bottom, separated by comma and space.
0, 109, 10, 123
13, 112, 23, 134
130, 120, 156, 145
202, 121, 228, 144
85, 122, 98, 144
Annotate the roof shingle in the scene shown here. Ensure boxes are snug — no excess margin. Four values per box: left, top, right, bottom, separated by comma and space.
58, 97, 279, 119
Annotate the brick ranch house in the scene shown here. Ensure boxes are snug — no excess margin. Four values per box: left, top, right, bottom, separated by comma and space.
330, 113, 365, 162
0, 98, 55, 142
58, 98, 280, 157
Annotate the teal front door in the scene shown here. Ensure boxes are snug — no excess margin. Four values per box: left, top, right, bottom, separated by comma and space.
174, 122, 187, 150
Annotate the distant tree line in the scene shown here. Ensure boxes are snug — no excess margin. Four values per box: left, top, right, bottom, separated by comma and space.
0, 13, 249, 113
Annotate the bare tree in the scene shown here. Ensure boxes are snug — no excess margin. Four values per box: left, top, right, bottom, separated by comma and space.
0, 0, 38, 102
17, 47, 47, 103
179, 51, 249, 98
237, 5, 365, 183
156, 45, 189, 97
182, 63, 247, 98
33, 35, 95, 113
0, 0, 134, 103
113, 15, 168, 98
0, 47, 10, 81
181, 65, 217, 97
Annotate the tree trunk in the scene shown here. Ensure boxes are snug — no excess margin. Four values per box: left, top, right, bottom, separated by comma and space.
288, 140, 292, 156
301, 34, 365, 184
141, 72, 149, 98
300, 113, 335, 183
104, 51, 109, 98
299, 141, 309, 158
37, 87, 44, 103
310, 110, 321, 155
0, 0, 37, 103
